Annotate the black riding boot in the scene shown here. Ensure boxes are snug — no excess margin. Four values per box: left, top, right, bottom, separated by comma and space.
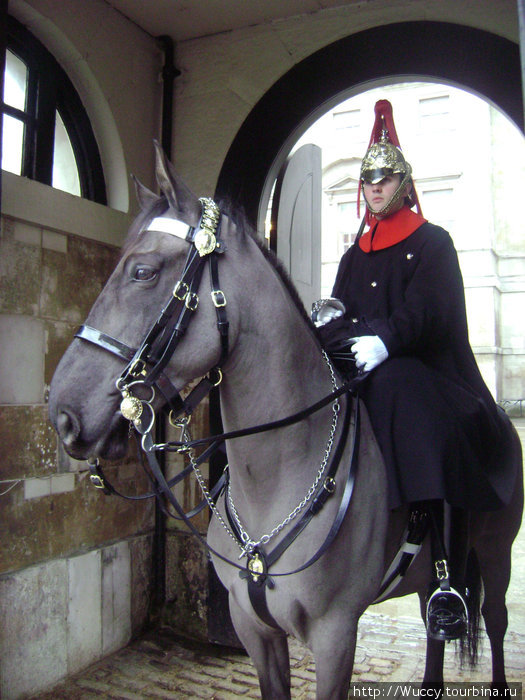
426, 502, 470, 641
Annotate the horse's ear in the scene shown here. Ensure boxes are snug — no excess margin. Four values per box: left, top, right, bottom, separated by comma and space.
153, 140, 200, 223
131, 174, 159, 212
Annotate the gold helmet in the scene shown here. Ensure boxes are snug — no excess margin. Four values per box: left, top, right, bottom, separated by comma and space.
360, 140, 412, 185
358, 100, 421, 219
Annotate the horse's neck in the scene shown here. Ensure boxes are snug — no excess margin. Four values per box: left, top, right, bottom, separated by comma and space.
222, 310, 329, 426
220, 251, 338, 523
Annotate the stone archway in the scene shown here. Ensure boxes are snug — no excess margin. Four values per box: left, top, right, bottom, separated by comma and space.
208, 20, 523, 644
215, 21, 522, 227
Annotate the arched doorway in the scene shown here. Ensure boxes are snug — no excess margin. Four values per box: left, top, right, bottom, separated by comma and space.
215, 21, 523, 229
208, 19, 523, 646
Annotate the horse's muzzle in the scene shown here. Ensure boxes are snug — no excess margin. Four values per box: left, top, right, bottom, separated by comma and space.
50, 401, 128, 461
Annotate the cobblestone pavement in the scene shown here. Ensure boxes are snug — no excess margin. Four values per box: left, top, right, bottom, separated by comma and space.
30, 611, 525, 700
31, 421, 525, 699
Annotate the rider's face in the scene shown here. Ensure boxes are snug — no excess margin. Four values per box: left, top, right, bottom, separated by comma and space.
363, 174, 407, 218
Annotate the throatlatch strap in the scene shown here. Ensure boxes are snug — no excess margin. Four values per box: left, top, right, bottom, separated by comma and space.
210, 253, 229, 364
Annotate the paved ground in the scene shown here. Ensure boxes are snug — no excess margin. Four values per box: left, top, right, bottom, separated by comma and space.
31, 421, 525, 699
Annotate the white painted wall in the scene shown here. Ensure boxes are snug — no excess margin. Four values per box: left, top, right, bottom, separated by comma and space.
171, 0, 519, 195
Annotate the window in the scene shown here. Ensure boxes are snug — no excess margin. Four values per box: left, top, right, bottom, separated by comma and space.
419, 95, 451, 132
337, 201, 357, 253
421, 187, 455, 232
333, 109, 360, 131
2, 16, 106, 203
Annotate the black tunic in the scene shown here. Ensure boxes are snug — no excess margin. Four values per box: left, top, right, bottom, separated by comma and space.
321, 220, 514, 510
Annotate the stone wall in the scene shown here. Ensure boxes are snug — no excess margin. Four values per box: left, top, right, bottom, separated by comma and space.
0, 191, 156, 699
2, 2, 164, 692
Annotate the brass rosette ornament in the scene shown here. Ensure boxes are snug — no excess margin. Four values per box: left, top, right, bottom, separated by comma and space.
117, 379, 156, 437
120, 389, 143, 423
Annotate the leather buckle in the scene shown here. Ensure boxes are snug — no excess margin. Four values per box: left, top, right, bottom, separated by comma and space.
185, 292, 199, 311
323, 476, 336, 494
211, 290, 227, 307
173, 280, 188, 300
127, 358, 147, 378
90, 474, 106, 490
435, 559, 449, 581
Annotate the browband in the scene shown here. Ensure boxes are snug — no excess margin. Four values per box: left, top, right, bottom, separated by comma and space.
146, 217, 194, 240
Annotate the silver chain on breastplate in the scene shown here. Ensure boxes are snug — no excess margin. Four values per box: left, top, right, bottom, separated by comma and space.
226, 350, 341, 557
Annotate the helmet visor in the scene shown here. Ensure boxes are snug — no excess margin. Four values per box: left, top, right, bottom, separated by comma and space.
360, 142, 409, 184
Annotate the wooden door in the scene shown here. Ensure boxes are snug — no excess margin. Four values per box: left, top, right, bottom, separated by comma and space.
271, 143, 322, 312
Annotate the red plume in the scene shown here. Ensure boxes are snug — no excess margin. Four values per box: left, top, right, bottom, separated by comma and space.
368, 99, 401, 148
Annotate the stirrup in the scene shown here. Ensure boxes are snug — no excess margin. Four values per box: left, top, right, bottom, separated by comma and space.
426, 586, 468, 641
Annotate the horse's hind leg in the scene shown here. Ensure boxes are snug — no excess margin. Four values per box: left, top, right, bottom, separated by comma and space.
229, 596, 291, 699
478, 546, 512, 686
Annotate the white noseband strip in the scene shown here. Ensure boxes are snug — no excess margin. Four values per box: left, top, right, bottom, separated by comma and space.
146, 217, 192, 240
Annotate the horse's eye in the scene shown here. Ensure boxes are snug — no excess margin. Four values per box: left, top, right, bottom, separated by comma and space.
132, 265, 158, 282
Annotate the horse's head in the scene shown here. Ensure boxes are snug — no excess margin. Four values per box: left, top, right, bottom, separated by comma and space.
49, 144, 238, 461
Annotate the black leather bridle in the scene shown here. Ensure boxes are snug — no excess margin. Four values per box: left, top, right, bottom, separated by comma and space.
77, 197, 228, 429
73, 197, 369, 619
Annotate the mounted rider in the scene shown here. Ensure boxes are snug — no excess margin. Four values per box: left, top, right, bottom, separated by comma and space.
314, 99, 517, 641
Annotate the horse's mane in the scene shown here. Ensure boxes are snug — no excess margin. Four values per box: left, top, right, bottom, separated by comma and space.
219, 200, 316, 330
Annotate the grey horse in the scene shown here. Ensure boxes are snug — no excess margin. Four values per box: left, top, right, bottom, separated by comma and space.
49, 145, 523, 699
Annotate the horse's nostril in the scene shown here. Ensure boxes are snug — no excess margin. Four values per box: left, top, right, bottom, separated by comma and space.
56, 407, 80, 443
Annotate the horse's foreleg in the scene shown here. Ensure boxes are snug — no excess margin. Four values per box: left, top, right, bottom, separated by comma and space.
229, 596, 291, 700
421, 639, 445, 688
310, 616, 358, 700
418, 592, 445, 689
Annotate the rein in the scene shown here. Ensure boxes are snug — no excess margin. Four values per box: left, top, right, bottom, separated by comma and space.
76, 197, 362, 592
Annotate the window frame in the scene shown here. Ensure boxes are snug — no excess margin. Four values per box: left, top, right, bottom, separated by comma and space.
2, 16, 106, 204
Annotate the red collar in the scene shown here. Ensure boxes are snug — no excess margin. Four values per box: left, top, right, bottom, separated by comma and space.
359, 207, 427, 252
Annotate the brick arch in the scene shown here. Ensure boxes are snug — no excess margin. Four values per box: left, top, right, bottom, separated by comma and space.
216, 21, 522, 227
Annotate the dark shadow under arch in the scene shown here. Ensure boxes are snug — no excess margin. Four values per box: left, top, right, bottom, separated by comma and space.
215, 20, 523, 226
